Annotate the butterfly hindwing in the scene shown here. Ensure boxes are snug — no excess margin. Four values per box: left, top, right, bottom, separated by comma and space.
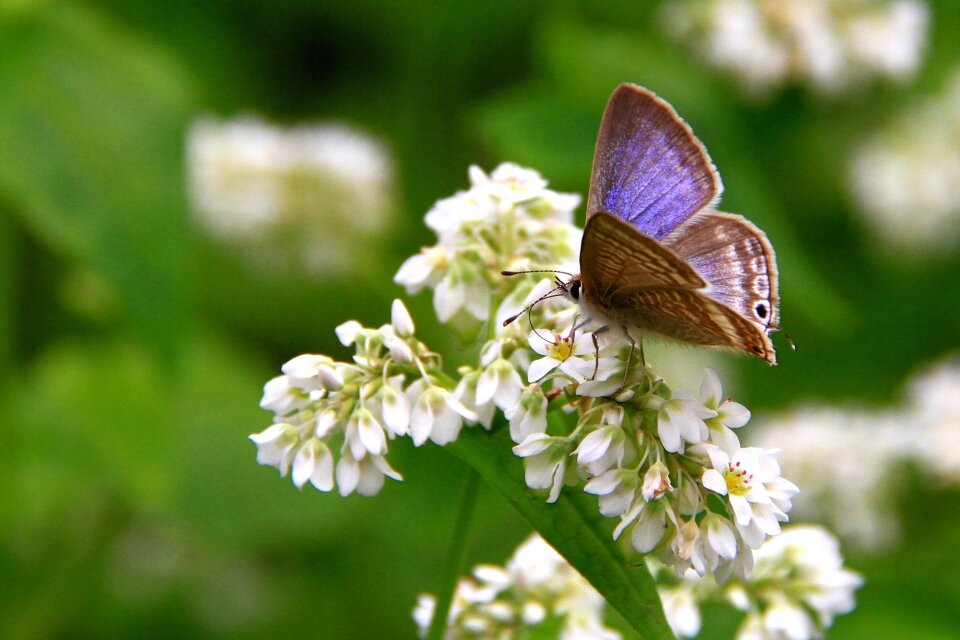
664, 211, 780, 330
579, 212, 706, 300
587, 84, 722, 240
607, 288, 777, 364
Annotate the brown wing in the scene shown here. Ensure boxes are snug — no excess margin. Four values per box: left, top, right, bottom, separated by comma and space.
608, 288, 777, 364
579, 212, 706, 301
664, 211, 780, 330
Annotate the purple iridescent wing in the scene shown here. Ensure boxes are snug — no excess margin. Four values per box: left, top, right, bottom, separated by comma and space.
586, 84, 721, 240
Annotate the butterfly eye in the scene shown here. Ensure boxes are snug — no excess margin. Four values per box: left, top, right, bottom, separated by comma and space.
570, 281, 581, 300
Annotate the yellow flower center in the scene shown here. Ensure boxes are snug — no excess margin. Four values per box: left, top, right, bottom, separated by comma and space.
548, 334, 573, 361
724, 461, 753, 496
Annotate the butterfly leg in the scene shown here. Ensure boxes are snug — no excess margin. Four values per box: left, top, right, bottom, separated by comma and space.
590, 325, 609, 380
620, 326, 637, 390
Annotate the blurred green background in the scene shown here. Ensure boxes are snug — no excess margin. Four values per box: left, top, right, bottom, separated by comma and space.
2, 0, 959, 638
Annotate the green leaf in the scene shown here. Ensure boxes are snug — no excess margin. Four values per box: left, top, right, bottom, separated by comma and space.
0, 4, 195, 359
447, 424, 674, 640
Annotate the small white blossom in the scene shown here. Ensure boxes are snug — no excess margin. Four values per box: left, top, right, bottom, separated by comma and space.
249, 423, 300, 476
649, 389, 716, 453
477, 357, 524, 413
291, 438, 334, 491
527, 329, 595, 382
507, 385, 549, 443
513, 433, 571, 503
409, 382, 478, 446
701, 445, 798, 548
584, 468, 641, 517
701, 368, 750, 453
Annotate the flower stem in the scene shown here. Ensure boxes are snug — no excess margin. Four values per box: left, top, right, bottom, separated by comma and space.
426, 467, 480, 640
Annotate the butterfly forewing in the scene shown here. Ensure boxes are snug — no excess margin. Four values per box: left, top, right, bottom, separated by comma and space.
665, 212, 781, 330
587, 84, 722, 240
580, 212, 706, 300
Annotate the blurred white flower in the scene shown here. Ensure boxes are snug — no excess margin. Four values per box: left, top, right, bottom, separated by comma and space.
850, 70, 960, 257
663, 0, 930, 96
414, 534, 621, 640
751, 406, 906, 549
187, 116, 394, 275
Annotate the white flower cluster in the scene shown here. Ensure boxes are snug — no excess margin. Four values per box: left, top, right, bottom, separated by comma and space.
394, 163, 582, 337
250, 300, 478, 495
514, 355, 799, 580
253, 163, 802, 581
752, 354, 960, 549
187, 116, 394, 275
661, 0, 929, 95
850, 70, 960, 257
413, 534, 621, 640
655, 525, 863, 640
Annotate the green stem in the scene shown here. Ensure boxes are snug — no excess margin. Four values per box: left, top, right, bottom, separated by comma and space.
426, 467, 480, 640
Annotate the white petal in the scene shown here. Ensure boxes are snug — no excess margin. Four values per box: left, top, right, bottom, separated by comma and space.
336, 455, 360, 496
358, 411, 387, 455
391, 299, 415, 336
631, 507, 666, 553
527, 357, 560, 382
433, 274, 463, 323
335, 321, 363, 347
700, 368, 722, 406
576, 428, 612, 465
702, 469, 728, 495
720, 401, 751, 429
394, 253, 433, 292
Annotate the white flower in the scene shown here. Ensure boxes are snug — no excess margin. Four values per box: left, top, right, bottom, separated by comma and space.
249, 423, 300, 476
513, 433, 571, 503
454, 370, 496, 429
409, 382, 478, 446
394, 246, 448, 294
585, 468, 640, 517
281, 354, 343, 391
344, 407, 388, 458
372, 377, 411, 437
187, 117, 394, 275
507, 385, 548, 443
662, 0, 930, 95
527, 329, 595, 382
649, 389, 715, 453
701, 445, 798, 548
700, 368, 750, 453
412, 594, 435, 638
259, 375, 308, 415
433, 261, 490, 323
641, 460, 673, 502
390, 298, 415, 337
850, 71, 960, 257
291, 438, 334, 491
574, 407, 626, 475
335, 320, 363, 346
753, 526, 863, 628
660, 582, 701, 638
626, 499, 671, 554
477, 357, 524, 413
335, 450, 402, 497
470, 162, 550, 205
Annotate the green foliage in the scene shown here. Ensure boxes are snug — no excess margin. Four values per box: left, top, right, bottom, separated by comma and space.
2, 0, 959, 638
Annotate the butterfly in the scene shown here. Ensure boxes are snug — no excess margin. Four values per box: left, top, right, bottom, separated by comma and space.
507, 84, 781, 365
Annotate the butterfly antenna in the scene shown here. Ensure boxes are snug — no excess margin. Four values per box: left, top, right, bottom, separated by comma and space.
502, 288, 565, 327
501, 268, 576, 279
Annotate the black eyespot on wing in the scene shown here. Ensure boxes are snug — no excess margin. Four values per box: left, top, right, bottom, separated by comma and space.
751, 345, 762, 354
570, 281, 581, 300
755, 303, 767, 319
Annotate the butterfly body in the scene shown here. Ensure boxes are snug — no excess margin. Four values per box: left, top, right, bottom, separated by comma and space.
567, 84, 781, 364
